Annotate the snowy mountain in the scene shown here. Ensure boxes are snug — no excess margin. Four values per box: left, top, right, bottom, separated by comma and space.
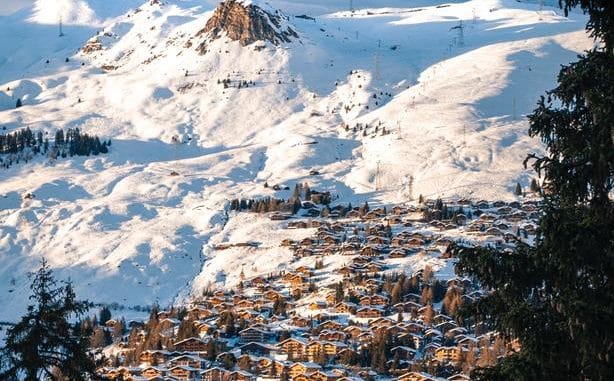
0, 0, 592, 322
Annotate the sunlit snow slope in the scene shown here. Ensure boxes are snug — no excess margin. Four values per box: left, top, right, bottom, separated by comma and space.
0, 0, 592, 321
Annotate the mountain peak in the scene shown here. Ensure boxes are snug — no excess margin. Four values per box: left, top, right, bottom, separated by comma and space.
196, 0, 298, 49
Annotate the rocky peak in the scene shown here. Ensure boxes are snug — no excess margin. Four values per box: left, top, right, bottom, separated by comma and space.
196, 0, 298, 49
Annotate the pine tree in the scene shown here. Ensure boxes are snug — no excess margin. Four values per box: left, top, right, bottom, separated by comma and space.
15, 98, 22, 108
514, 182, 522, 196
422, 304, 435, 326
99, 305, 111, 325
335, 282, 344, 303
530, 178, 539, 193
0, 260, 95, 380
454, 2, 614, 379
391, 281, 402, 305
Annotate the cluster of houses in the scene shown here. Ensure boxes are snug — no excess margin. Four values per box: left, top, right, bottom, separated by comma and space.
97, 198, 538, 381
283, 198, 539, 260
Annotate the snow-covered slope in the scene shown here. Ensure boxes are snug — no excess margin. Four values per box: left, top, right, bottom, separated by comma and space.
0, 0, 591, 321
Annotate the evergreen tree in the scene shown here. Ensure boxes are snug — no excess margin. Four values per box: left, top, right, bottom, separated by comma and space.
99, 305, 112, 325
15, 98, 22, 108
0, 260, 95, 380
454, 2, 614, 379
530, 178, 539, 193
514, 182, 522, 196
335, 282, 344, 303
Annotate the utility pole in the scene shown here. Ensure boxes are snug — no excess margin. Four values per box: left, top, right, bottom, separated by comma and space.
375, 161, 381, 191
59, 16, 64, 37
450, 20, 465, 47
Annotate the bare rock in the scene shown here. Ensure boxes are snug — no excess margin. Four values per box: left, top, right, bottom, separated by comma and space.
196, 0, 298, 49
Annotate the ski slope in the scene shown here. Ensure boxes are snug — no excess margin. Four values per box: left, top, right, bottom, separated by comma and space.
0, 0, 592, 322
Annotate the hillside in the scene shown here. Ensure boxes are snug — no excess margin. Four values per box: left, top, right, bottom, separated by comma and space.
0, 0, 592, 322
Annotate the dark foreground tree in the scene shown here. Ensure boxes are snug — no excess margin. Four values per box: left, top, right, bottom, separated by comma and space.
453, 1, 614, 380
0, 260, 96, 381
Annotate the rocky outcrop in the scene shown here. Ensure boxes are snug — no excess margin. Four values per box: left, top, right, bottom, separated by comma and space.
196, 0, 298, 48
82, 37, 103, 54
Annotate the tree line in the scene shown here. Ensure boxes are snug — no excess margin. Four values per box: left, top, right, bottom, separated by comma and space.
0, 127, 110, 169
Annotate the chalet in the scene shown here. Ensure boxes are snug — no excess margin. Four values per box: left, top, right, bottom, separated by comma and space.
139, 350, 172, 366
360, 245, 382, 257
188, 305, 215, 320
346, 209, 361, 218
236, 299, 256, 309
296, 266, 314, 276
279, 337, 308, 361
367, 236, 389, 245
344, 325, 366, 339
263, 289, 285, 301
434, 346, 463, 363
288, 362, 322, 379
479, 213, 497, 222
239, 327, 273, 343
174, 337, 211, 353
392, 205, 408, 215
447, 375, 471, 380
391, 346, 417, 360
366, 263, 384, 273
201, 367, 228, 381
318, 320, 344, 330
434, 320, 457, 333
485, 227, 503, 236
309, 301, 327, 310
322, 235, 338, 246
300, 237, 316, 247
322, 341, 347, 356
340, 242, 359, 254
288, 221, 308, 229
356, 306, 384, 319
237, 309, 261, 321
309, 370, 338, 381
281, 238, 297, 246
360, 294, 389, 306
325, 293, 337, 305
227, 370, 254, 381
357, 331, 374, 343
338, 266, 355, 277
389, 248, 407, 258
291, 316, 310, 328
168, 354, 205, 369
398, 372, 438, 381
251, 276, 267, 287
318, 330, 346, 342
335, 302, 358, 314
406, 238, 424, 247
295, 248, 314, 258
305, 341, 324, 361
168, 365, 200, 381
320, 246, 336, 256
139, 366, 166, 379
476, 200, 490, 209
159, 318, 180, 331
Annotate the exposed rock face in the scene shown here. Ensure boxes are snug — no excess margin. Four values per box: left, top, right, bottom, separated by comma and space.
82, 37, 103, 54
197, 0, 298, 48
